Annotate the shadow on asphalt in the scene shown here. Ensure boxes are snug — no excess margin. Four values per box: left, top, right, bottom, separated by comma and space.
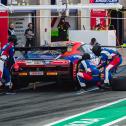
15, 82, 109, 95
17, 82, 77, 93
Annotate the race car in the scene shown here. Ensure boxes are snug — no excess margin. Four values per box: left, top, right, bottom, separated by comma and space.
11, 42, 126, 91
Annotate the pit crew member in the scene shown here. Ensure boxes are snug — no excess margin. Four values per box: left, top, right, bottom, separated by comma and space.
92, 45, 122, 88
77, 53, 101, 91
0, 35, 17, 92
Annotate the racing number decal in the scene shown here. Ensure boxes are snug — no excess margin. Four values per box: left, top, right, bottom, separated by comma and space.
72, 60, 78, 80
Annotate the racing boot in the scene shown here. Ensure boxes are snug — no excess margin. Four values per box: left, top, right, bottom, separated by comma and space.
80, 86, 87, 91
101, 83, 112, 90
0, 82, 4, 94
76, 84, 87, 94
0, 81, 3, 88
4, 82, 16, 95
96, 82, 102, 89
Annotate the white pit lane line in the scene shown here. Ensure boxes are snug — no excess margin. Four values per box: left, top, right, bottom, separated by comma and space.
45, 98, 126, 126
103, 116, 126, 126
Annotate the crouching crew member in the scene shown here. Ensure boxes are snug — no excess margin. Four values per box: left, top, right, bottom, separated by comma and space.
92, 45, 122, 88
0, 35, 17, 93
77, 53, 101, 91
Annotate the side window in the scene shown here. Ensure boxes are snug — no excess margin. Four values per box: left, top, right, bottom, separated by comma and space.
67, 44, 73, 52
77, 46, 84, 53
51, 0, 56, 5
1, 0, 7, 5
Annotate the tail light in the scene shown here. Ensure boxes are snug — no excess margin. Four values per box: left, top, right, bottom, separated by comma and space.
51, 60, 69, 65
13, 60, 26, 71
13, 63, 19, 71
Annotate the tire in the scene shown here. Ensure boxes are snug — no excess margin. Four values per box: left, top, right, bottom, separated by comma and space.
111, 76, 126, 91
73, 60, 83, 89
76, 60, 81, 73
111, 65, 126, 91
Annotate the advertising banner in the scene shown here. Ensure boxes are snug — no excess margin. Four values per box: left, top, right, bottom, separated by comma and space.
90, 0, 110, 30
90, 0, 118, 3
90, 9, 109, 30
0, 11, 8, 48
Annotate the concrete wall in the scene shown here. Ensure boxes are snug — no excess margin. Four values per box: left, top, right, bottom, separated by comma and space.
68, 0, 81, 4
119, 0, 126, 7
80, 0, 90, 30
123, 12, 126, 42
69, 30, 116, 46
119, 0, 126, 42
36, 11, 41, 46
8, 0, 39, 5
39, 0, 51, 45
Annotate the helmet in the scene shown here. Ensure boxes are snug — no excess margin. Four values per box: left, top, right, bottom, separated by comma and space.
82, 53, 90, 60
90, 38, 96, 45
8, 35, 17, 45
92, 45, 101, 56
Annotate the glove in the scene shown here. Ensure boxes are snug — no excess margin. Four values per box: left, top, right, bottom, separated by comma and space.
1, 55, 7, 61
86, 68, 91, 73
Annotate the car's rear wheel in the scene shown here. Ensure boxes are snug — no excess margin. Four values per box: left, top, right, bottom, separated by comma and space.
72, 60, 82, 90
111, 76, 126, 91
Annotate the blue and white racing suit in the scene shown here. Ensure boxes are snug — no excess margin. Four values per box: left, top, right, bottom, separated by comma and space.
0, 42, 15, 86
77, 59, 101, 88
98, 48, 122, 84
81, 44, 99, 65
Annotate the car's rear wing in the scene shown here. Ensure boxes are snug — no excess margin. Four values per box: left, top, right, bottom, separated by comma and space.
15, 46, 67, 53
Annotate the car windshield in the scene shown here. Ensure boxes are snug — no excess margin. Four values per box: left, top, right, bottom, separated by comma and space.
29, 50, 61, 55
15, 50, 62, 60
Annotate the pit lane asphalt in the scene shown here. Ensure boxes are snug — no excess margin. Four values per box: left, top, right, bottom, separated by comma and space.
0, 83, 126, 126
